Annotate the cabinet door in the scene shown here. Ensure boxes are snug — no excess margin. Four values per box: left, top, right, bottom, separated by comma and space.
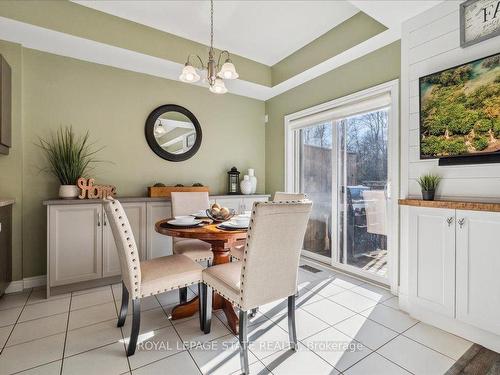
456, 210, 500, 335
146, 202, 172, 259
241, 196, 268, 211
210, 197, 242, 212
49, 204, 102, 286
103, 203, 146, 277
408, 207, 456, 317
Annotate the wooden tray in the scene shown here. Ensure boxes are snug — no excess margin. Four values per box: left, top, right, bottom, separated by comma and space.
147, 186, 209, 198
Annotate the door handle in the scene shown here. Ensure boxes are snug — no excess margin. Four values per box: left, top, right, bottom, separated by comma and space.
446, 217, 454, 227
458, 218, 465, 229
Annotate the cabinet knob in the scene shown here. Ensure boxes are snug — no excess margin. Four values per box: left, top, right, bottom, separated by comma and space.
446, 217, 454, 227
458, 218, 465, 229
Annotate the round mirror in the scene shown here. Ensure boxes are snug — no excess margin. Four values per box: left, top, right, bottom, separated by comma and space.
145, 104, 202, 162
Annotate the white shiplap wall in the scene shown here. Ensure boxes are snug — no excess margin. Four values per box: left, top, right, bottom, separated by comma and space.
401, 1, 500, 201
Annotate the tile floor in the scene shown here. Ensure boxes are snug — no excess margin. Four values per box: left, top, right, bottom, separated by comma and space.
0, 265, 473, 375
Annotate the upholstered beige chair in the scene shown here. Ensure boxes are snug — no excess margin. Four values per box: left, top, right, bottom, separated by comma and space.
171, 192, 213, 303
103, 198, 203, 356
201, 200, 312, 374
230, 192, 306, 261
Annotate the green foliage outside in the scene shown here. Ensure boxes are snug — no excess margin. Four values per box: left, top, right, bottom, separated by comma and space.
420, 54, 500, 158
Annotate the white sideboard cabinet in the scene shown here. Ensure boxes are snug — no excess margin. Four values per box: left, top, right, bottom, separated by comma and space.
45, 195, 269, 296
402, 200, 500, 352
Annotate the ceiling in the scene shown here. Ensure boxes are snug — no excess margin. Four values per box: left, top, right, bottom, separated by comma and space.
73, 0, 360, 66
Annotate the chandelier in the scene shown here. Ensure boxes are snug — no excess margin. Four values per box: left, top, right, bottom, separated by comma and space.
179, 0, 239, 94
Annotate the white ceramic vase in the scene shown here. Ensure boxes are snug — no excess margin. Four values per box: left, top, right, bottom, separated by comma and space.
248, 169, 257, 194
240, 175, 252, 195
59, 185, 80, 199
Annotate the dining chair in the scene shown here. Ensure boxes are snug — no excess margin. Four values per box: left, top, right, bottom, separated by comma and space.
230, 192, 306, 261
103, 198, 204, 356
171, 192, 213, 303
201, 200, 312, 374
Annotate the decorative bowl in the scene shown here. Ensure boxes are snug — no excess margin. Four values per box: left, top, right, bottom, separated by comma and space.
205, 208, 235, 223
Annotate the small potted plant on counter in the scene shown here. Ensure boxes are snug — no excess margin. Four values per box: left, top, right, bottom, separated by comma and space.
417, 173, 441, 201
38, 126, 103, 199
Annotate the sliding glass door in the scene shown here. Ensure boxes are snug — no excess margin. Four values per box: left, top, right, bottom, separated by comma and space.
286, 81, 398, 286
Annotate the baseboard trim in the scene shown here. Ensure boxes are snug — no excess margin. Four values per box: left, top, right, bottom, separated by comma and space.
5, 275, 47, 294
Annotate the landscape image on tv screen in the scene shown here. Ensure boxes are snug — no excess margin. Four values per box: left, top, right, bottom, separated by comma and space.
420, 53, 500, 159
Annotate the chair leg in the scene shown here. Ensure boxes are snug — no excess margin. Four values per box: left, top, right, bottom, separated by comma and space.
179, 287, 188, 304
127, 299, 141, 356
239, 310, 250, 375
198, 283, 204, 332
117, 282, 129, 327
202, 284, 212, 334
287, 295, 298, 351
249, 307, 258, 318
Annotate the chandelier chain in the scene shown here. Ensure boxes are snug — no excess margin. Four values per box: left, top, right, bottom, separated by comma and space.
210, 0, 214, 51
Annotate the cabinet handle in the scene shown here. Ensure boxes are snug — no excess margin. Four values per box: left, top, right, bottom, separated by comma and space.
458, 218, 465, 229
446, 217, 454, 227
97, 213, 101, 227
103, 214, 107, 226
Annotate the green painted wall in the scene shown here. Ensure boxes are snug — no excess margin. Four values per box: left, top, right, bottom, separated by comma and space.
271, 12, 386, 86
1, 46, 265, 279
0, 0, 272, 87
265, 41, 401, 196
0, 40, 22, 281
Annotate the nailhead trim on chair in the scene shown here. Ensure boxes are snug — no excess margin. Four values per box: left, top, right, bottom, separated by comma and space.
138, 279, 202, 298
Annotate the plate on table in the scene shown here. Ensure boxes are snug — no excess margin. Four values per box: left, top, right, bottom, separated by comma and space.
167, 219, 203, 227
190, 210, 209, 218
218, 221, 249, 230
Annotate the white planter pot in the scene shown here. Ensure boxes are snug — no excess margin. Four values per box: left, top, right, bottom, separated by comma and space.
240, 175, 253, 195
59, 185, 80, 199
248, 169, 257, 194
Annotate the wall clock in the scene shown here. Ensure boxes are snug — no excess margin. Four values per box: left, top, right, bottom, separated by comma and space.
461, 0, 500, 47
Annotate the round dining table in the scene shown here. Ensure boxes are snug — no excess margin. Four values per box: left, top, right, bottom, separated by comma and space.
155, 218, 247, 334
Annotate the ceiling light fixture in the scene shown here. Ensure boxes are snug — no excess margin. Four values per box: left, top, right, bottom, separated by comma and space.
179, 0, 238, 94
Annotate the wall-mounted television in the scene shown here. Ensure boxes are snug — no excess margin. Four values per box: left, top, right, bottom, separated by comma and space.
419, 52, 500, 165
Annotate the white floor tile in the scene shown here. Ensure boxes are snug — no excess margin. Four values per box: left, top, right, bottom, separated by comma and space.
262, 343, 338, 375
360, 304, 418, 333
350, 284, 394, 303
62, 342, 129, 375
132, 351, 200, 375
302, 278, 347, 298
334, 314, 398, 350
65, 318, 123, 357
71, 288, 114, 311
0, 324, 13, 348
15, 360, 62, 375
0, 307, 22, 327
126, 326, 185, 370
72, 285, 112, 296
378, 335, 455, 375
175, 314, 230, 348
328, 290, 379, 313
68, 302, 117, 330
302, 327, 371, 372
247, 319, 292, 360
344, 353, 411, 375
121, 307, 171, 335
0, 333, 65, 374
302, 298, 356, 325
189, 334, 258, 375
229, 360, 270, 375
327, 274, 365, 289
19, 297, 70, 322
27, 289, 70, 305
403, 322, 472, 360
7, 312, 68, 347
382, 296, 400, 309
115, 296, 161, 315
0, 292, 29, 311
271, 308, 329, 340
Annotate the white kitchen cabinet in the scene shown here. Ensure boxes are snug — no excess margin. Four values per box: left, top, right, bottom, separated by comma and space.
103, 202, 146, 277
456, 210, 500, 335
408, 206, 456, 317
48, 204, 102, 286
146, 201, 172, 259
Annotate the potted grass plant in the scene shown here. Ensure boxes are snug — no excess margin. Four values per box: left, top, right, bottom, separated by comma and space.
38, 126, 103, 199
417, 173, 441, 201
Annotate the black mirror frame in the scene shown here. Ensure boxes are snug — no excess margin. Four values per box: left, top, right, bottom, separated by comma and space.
145, 104, 202, 162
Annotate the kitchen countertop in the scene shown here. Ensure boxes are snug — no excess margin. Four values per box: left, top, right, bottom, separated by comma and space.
399, 198, 500, 213
0, 199, 15, 207
43, 194, 271, 205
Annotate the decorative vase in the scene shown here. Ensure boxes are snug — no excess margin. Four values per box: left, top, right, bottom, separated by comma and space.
248, 168, 257, 194
59, 185, 80, 199
240, 175, 252, 195
422, 190, 435, 201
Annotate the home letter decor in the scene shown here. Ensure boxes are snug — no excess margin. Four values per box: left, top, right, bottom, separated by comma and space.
77, 177, 116, 199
